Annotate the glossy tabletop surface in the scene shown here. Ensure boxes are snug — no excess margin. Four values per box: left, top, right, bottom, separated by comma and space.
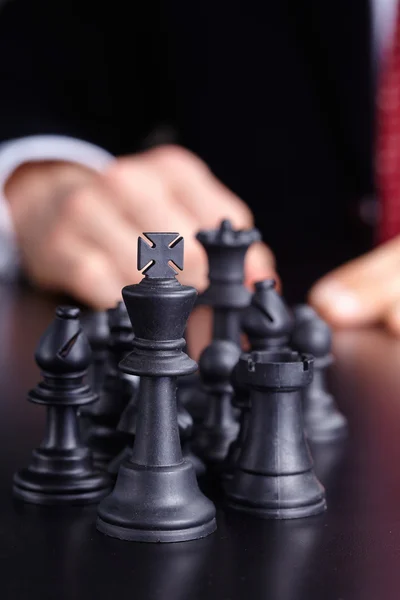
1, 283, 400, 600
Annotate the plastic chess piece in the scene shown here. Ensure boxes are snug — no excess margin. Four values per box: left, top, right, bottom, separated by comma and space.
222, 366, 251, 480
225, 279, 294, 477
108, 389, 205, 477
184, 219, 260, 425
178, 400, 207, 476
97, 232, 217, 542
291, 305, 348, 442
13, 306, 112, 505
197, 219, 261, 346
82, 310, 109, 395
226, 349, 327, 518
81, 301, 138, 467
192, 340, 241, 466
241, 279, 294, 350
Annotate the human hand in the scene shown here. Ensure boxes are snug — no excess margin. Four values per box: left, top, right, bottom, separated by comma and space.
6, 145, 276, 308
309, 237, 400, 335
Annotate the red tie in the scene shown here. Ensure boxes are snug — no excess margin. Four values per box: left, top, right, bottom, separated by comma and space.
377, 7, 400, 243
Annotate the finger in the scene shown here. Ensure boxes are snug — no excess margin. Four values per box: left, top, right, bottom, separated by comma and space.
103, 157, 204, 243
103, 159, 210, 289
64, 248, 125, 309
186, 306, 213, 361
29, 231, 125, 309
142, 145, 254, 229
244, 241, 279, 289
308, 237, 400, 326
60, 184, 147, 283
103, 156, 203, 238
103, 157, 178, 228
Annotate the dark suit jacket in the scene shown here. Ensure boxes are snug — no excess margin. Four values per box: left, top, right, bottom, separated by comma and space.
0, 0, 375, 298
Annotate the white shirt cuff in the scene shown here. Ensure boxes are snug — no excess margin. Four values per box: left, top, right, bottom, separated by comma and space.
0, 135, 115, 279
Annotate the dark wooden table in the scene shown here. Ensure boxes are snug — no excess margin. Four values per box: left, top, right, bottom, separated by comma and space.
2, 282, 400, 600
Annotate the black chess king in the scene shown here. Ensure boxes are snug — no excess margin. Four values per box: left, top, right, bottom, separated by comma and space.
97, 233, 217, 543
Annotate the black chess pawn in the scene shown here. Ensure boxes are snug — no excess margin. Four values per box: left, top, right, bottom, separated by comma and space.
226, 349, 326, 518
81, 301, 138, 467
197, 219, 261, 346
225, 279, 294, 477
222, 366, 251, 480
97, 232, 216, 542
192, 340, 240, 466
291, 305, 348, 442
13, 306, 112, 505
82, 310, 109, 395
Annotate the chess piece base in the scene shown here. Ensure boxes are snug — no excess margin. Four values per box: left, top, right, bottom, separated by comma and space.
97, 515, 217, 543
226, 470, 327, 519
13, 469, 111, 506
97, 458, 216, 542
12, 446, 112, 505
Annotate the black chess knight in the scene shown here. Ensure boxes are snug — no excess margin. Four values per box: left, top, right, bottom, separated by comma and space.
97, 233, 216, 542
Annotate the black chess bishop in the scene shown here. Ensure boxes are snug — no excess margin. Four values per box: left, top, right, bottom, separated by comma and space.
13, 306, 112, 505
97, 232, 216, 542
241, 279, 294, 350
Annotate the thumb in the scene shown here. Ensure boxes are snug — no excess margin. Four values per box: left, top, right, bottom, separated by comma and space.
308, 237, 400, 327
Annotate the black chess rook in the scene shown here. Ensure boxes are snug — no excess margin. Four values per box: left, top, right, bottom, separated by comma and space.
226, 349, 327, 519
224, 279, 294, 478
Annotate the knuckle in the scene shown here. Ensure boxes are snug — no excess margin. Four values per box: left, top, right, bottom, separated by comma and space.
69, 256, 104, 288
104, 158, 134, 183
45, 224, 69, 256
149, 144, 209, 173
61, 188, 90, 223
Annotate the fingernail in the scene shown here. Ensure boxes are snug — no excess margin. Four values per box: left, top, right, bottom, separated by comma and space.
311, 282, 362, 319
